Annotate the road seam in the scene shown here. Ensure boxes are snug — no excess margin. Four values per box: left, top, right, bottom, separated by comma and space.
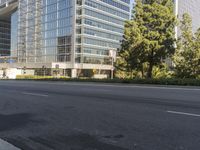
22, 92, 48, 97
28, 82, 200, 91
167, 110, 200, 117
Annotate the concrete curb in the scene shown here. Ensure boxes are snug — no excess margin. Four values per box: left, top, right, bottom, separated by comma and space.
0, 139, 20, 150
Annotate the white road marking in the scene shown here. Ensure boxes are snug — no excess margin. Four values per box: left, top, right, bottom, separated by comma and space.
29, 82, 200, 91
0, 138, 21, 150
167, 110, 200, 117
22, 92, 48, 97
78, 83, 200, 91
1, 80, 200, 91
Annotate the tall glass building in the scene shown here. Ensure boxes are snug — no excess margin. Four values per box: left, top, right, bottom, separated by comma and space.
175, 0, 200, 33
0, 20, 10, 56
0, 0, 130, 77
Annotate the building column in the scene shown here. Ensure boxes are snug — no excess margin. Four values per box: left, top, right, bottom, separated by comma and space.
71, 69, 77, 78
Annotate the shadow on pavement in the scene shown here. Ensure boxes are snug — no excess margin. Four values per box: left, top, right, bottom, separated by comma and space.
0, 113, 33, 131
5, 133, 129, 150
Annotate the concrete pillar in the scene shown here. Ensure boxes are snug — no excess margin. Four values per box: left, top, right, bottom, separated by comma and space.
71, 69, 77, 78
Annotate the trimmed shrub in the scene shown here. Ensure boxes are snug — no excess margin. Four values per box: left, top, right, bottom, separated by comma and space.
15, 76, 200, 86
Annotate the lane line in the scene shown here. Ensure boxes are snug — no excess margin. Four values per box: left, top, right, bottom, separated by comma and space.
26, 82, 200, 91
22, 92, 48, 97
1, 81, 200, 91
167, 110, 200, 117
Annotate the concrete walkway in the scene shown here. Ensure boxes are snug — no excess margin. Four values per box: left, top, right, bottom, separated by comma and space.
0, 139, 20, 150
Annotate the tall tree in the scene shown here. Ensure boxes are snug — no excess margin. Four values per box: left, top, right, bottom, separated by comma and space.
119, 0, 176, 78
142, 0, 176, 78
194, 29, 200, 77
117, 0, 145, 78
173, 13, 200, 78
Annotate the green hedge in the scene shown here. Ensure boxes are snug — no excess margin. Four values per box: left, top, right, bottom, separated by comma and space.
67, 78, 200, 86
16, 75, 69, 80
15, 75, 200, 86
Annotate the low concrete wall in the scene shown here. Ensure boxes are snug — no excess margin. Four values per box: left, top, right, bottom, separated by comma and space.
0, 68, 35, 79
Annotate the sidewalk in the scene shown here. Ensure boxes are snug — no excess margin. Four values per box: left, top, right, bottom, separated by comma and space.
0, 139, 20, 150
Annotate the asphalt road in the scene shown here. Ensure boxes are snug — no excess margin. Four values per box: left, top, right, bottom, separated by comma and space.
0, 80, 200, 150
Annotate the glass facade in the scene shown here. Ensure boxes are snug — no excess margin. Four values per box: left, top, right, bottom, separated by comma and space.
17, 0, 73, 63
176, 0, 200, 32
76, 0, 130, 65
0, 0, 18, 58
11, 10, 18, 58
142, 0, 200, 35
0, 0, 130, 73
0, 20, 10, 56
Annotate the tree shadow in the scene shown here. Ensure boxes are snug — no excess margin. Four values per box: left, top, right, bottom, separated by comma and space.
0, 113, 33, 132
30, 133, 129, 150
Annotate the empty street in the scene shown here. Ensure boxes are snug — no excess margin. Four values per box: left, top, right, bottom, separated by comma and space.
0, 80, 200, 150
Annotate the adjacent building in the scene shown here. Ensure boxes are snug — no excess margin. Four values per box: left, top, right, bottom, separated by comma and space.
175, 0, 200, 34
0, 0, 130, 78
0, 20, 10, 57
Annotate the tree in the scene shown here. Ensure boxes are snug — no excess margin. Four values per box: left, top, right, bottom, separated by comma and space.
141, 0, 176, 78
194, 28, 200, 77
118, 0, 176, 78
173, 13, 200, 78
117, 0, 145, 78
